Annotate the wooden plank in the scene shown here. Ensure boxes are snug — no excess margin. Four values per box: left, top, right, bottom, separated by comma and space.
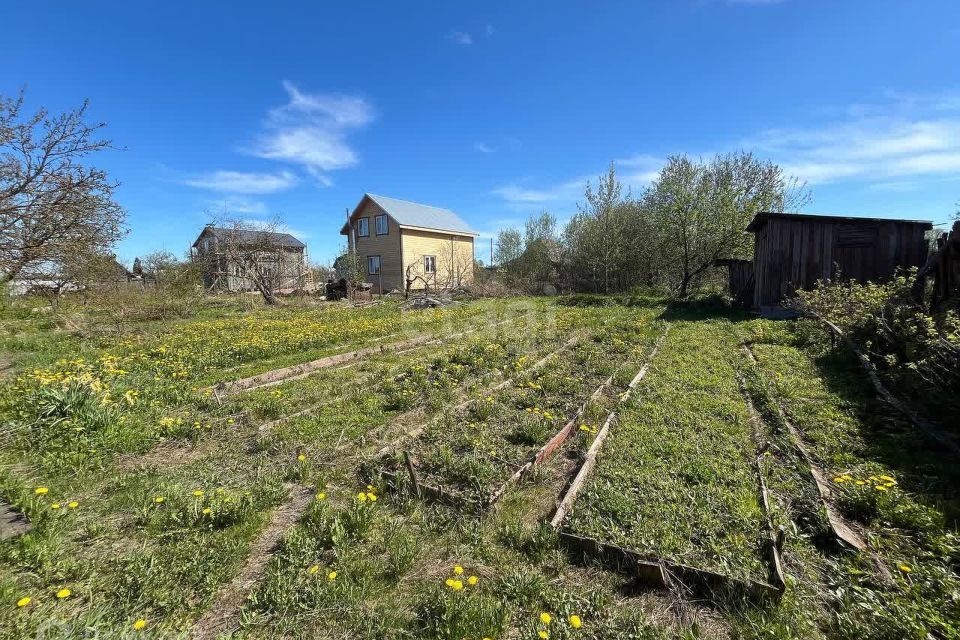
0, 501, 30, 540
211, 318, 514, 396
372, 335, 582, 459
550, 327, 670, 527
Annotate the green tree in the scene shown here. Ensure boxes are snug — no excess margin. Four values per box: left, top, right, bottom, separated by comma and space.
643, 152, 809, 296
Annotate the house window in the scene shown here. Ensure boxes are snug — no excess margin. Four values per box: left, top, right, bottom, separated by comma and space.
367, 255, 381, 275
375, 214, 388, 235
424, 255, 437, 273
357, 218, 369, 237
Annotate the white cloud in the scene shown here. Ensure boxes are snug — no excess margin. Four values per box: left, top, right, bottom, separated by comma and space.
247, 81, 375, 180
214, 195, 268, 215
474, 142, 495, 153
448, 30, 473, 45
183, 170, 298, 194
616, 153, 664, 187
748, 97, 960, 184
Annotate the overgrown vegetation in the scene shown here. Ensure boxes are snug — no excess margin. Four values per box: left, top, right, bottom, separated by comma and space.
1, 296, 957, 639
791, 270, 960, 423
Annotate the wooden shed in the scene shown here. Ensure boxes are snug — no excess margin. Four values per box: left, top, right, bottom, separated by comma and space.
746, 212, 932, 310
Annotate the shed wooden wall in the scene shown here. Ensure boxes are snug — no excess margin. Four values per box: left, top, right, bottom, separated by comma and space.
753, 217, 929, 308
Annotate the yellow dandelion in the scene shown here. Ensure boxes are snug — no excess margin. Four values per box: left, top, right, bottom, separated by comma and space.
468, 575, 478, 586
445, 578, 455, 588
133, 619, 147, 630
297, 454, 306, 462
899, 564, 911, 573
833, 476, 845, 483
328, 571, 337, 581
50, 503, 61, 510
316, 492, 326, 501
154, 496, 165, 504
453, 565, 464, 575
34, 487, 49, 495
875, 485, 888, 491
540, 612, 552, 625
192, 490, 204, 497
68, 501, 79, 509
308, 565, 319, 574
569, 614, 582, 629
451, 580, 463, 591
357, 492, 367, 502
539, 632, 549, 639
55, 588, 71, 599
202, 507, 212, 515
16, 596, 31, 608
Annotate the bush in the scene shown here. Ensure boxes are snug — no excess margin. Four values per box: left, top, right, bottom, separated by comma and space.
792, 270, 960, 416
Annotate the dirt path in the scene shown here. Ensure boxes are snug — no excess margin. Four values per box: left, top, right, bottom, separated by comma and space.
190, 484, 314, 640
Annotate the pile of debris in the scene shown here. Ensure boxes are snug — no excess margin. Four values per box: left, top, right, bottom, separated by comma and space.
401, 295, 459, 310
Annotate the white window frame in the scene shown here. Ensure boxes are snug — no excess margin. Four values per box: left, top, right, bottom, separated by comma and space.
367, 255, 381, 275
357, 217, 369, 237
375, 214, 388, 236
424, 255, 437, 274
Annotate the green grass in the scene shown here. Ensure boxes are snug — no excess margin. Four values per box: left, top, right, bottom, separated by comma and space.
2, 295, 957, 640
565, 314, 770, 583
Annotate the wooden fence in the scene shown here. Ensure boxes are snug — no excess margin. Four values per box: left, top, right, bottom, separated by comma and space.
919, 220, 960, 310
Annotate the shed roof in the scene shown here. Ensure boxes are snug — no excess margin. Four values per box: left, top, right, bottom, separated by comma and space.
746, 211, 933, 233
193, 226, 306, 249
341, 194, 479, 236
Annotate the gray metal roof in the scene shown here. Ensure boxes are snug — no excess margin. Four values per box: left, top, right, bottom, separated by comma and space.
365, 194, 478, 236
195, 226, 306, 248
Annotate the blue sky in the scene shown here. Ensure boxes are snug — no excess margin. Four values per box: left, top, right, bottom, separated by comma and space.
4, 1, 960, 265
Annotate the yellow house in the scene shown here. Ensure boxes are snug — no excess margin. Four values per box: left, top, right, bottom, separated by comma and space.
340, 194, 479, 293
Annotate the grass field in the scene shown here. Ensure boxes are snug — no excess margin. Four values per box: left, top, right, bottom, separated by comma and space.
0, 295, 957, 639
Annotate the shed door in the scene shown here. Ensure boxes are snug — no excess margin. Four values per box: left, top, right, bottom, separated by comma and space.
833, 224, 878, 282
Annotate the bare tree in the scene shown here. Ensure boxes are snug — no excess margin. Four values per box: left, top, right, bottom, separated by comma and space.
0, 90, 126, 283
193, 217, 305, 305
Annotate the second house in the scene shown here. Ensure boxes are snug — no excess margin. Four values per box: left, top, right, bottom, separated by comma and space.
340, 194, 479, 293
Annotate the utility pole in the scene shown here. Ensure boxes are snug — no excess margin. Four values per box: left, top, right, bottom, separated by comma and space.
490, 237, 494, 266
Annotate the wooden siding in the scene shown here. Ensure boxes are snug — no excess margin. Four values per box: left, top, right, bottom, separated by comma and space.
347, 199, 404, 291
752, 217, 929, 308
401, 229, 475, 290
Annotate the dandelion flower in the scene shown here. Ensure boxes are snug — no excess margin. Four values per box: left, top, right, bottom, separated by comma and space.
445, 578, 455, 588
833, 476, 845, 483
16, 597, 31, 607
540, 612, 552, 625
316, 492, 326, 501
367, 485, 376, 492
51, 503, 61, 510
538, 632, 549, 639
453, 565, 464, 575
133, 619, 147, 630
569, 614, 582, 629
68, 501, 79, 509
202, 508, 212, 515
55, 588, 71, 599
193, 490, 204, 497
468, 575, 478, 586
899, 564, 911, 573
35, 487, 49, 495
328, 571, 337, 581
451, 580, 463, 591
154, 496, 165, 504
308, 565, 319, 574
875, 485, 888, 491
297, 454, 306, 462
357, 492, 367, 502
